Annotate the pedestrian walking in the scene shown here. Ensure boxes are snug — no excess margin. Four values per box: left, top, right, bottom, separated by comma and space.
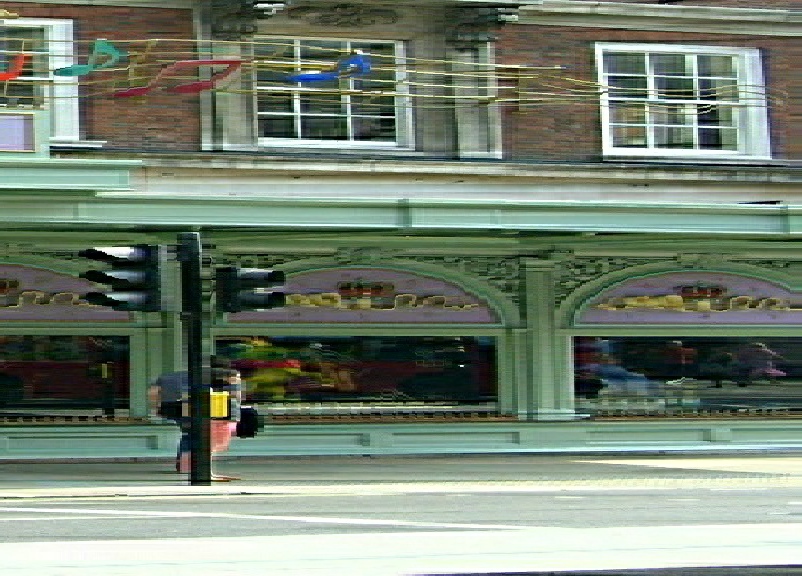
149, 359, 243, 481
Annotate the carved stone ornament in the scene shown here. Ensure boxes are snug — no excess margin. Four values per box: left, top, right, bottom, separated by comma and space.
554, 256, 658, 306
287, 3, 399, 27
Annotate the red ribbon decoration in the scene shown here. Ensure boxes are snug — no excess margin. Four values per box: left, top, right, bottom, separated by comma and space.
113, 59, 242, 98
0, 54, 29, 81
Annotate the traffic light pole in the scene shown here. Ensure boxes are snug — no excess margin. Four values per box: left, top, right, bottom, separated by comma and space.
178, 232, 211, 485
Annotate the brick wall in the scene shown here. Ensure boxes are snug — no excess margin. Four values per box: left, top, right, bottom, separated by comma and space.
5, 2, 200, 152
496, 26, 801, 162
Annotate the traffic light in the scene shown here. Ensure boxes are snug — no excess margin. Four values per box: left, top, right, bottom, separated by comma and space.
216, 266, 286, 313
78, 245, 166, 311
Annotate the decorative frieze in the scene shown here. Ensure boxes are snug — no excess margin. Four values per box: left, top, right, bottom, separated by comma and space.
286, 3, 399, 27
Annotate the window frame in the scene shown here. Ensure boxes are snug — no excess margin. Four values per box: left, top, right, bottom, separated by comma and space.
595, 42, 771, 160
0, 18, 79, 145
254, 36, 413, 150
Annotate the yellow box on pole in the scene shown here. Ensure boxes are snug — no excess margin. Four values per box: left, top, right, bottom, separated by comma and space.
210, 391, 230, 419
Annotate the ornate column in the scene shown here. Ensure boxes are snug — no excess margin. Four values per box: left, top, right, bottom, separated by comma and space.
522, 256, 575, 421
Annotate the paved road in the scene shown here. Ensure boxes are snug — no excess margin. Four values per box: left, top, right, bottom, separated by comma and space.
0, 453, 801, 575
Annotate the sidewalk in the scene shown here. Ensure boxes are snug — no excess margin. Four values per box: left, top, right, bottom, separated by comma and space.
2, 452, 801, 499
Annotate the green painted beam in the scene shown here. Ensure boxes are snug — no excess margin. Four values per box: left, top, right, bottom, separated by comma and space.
1, 195, 801, 236
0, 159, 141, 192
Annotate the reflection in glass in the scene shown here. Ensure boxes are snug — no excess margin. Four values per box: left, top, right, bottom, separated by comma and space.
651, 53, 690, 76
574, 337, 802, 418
655, 76, 695, 99
301, 116, 347, 140
216, 336, 498, 418
699, 127, 738, 150
654, 126, 694, 148
699, 78, 739, 102
603, 52, 645, 75
650, 104, 693, 126
698, 55, 736, 78
0, 336, 130, 418
612, 125, 646, 147
259, 116, 295, 138
610, 101, 645, 124
606, 75, 648, 98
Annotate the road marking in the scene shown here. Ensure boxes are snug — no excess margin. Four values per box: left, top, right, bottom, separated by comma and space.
0, 506, 531, 531
554, 496, 584, 499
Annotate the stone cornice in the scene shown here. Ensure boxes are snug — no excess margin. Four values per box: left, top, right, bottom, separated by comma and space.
104, 153, 801, 185
518, 1, 801, 37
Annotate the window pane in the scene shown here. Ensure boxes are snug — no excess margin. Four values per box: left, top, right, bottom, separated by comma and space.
699, 78, 739, 102
258, 92, 294, 113
603, 52, 645, 75
259, 116, 296, 138
301, 116, 348, 140
217, 336, 499, 417
0, 113, 34, 151
609, 102, 645, 124
697, 105, 735, 127
256, 66, 292, 85
699, 127, 738, 150
654, 126, 694, 148
655, 76, 695, 99
650, 104, 693, 126
0, 27, 46, 107
0, 336, 130, 418
698, 55, 736, 78
352, 95, 396, 116
612, 125, 647, 147
256, 37, 402, 145
652, 53, 691, 76
607, 76, 648, 98
574, 337, 802, 419
353, 115, 396, 141
300, 92, 346, 115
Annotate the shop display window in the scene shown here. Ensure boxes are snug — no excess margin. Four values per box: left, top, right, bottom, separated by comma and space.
574, 337, 802, 418
0, 336, 130, 419
216, 336, 499, 421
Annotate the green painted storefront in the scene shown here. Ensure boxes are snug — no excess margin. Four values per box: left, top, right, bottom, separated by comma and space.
1, 153, 801, 459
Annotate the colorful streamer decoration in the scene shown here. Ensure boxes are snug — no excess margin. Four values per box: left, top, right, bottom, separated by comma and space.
54, 39, 127, 77
0, 36, 777, 111
285, 51, 370, 83
112, 59, 243, 97
0, 53, 27, 81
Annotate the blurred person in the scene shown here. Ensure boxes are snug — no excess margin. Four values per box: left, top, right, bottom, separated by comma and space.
661, 340, 698, 384
734, 342, 785, 387
149, 359, 242, 481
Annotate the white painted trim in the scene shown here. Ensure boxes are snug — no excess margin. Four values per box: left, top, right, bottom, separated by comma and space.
518, 0, 800, 37
595, 42, 771, 160
4, 18, 80, 143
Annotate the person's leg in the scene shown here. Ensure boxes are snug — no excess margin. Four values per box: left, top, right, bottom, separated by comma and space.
176, 431, 190, 473
210, 420, 240, 481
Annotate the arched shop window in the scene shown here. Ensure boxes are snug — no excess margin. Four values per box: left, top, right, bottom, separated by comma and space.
216, 268, 504, 421
0, 265, 132, 422
572, 272, 802, 419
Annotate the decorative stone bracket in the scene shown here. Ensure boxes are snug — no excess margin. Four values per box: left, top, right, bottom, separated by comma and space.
446, 6, 520, 51
210, 0, 290, 40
